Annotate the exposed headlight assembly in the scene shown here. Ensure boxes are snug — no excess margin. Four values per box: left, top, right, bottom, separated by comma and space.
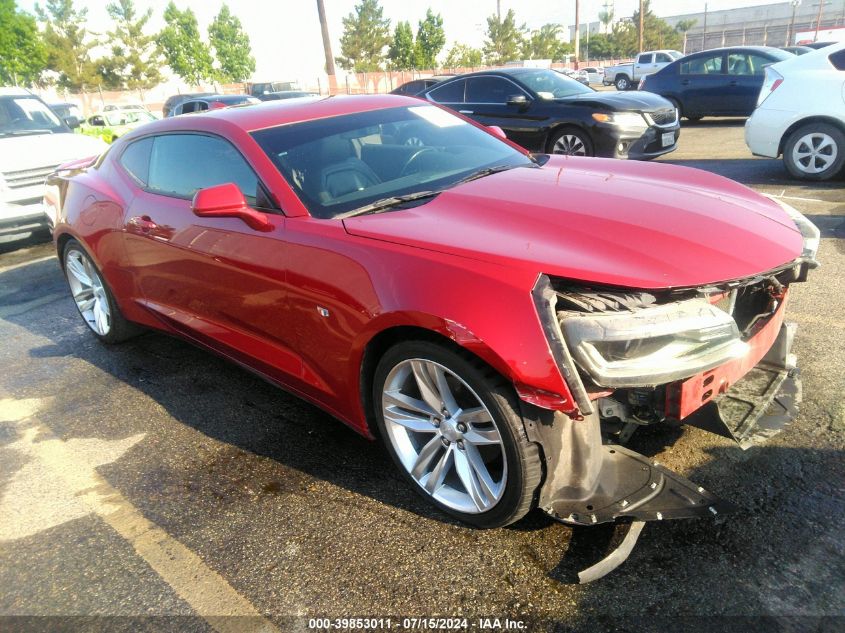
559, 298, 749, 388
591, 111, 647, 127
765, 195, 820, 265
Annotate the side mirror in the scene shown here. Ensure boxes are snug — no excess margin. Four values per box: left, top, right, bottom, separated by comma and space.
192, 183, 274, 232
487, 125, 507, 140
64, 115, 80, 129
507, 94, 529, 107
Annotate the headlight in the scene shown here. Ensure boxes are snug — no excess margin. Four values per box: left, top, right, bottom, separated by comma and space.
559, 298, 749, 388
766, 196, 820, 265
591, 111, 647, 127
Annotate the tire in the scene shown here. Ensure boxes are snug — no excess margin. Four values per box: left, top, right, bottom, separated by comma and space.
373, 341, 543, 528
62, 239, 140, 344
615, 75, 631, 91
686, 115, 703, 122
783, 123, 845, 181
548, 127, 594, 157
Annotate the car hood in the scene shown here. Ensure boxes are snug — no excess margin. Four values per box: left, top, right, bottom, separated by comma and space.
0, 132, 107, 172
558, 90, 673, 112
342, 157, 803, 289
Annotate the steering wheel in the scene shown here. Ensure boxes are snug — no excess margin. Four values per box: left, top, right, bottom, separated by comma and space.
399, 147, 437, 177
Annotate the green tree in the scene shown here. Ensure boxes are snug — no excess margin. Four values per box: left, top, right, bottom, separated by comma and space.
674, 18, 696, 52
482, 9, 524, 65
158, 2, 214, 86
98, 0, 161, 91
415, 8, 445, 69
0, 0, 46, 86
388, 20, 416, 70
36, 0, 100, 91
335, 0, 391, 72
584, 33, 615, 59
443, 43, 482, 68
209, 4, 255, 83
632, 0, 681, 51
523, 23, 562, 60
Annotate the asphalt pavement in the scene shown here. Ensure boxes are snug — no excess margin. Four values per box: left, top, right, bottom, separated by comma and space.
1, 120, 843, 633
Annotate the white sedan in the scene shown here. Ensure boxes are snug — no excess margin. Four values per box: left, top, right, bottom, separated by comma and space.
745, 41, 845, 180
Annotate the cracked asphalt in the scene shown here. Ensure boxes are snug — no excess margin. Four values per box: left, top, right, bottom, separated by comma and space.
1, 120, 843, 633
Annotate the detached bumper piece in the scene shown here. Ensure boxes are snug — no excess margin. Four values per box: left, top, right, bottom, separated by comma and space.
543, 443, 737, 526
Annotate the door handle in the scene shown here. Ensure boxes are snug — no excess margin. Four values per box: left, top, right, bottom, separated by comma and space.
681, 79, 690, 86
459, 110, 474, 114
729, 80, 738, 86
127, 215, 158, 234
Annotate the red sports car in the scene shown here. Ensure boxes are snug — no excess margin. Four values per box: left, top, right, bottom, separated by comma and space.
45, 95, 818, 565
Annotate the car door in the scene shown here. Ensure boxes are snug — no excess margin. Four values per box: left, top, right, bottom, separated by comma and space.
677, 52, 728, 116
725, 52, 775, 115
461, 76, 541, 149
118, 132, 303, 385
634, 53, 654, 79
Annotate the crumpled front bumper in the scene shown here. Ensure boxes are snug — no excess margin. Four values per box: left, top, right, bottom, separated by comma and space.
526, 318, 800, 528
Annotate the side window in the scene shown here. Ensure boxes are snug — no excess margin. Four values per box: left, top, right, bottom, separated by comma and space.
181, 102, 199, 114
465, 77, 514, 103
90, 115, 105, 127
831, 49, 845, 71
680, 54, 723, 74
119, 137, 153, 186
427, 79, 465, 103
727, 53, 769, 76
147, 134, 259, 204
638, 54, 653, 64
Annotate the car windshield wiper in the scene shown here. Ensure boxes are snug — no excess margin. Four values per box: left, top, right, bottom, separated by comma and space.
454, 163, 531, 186
340, 190, 442, 218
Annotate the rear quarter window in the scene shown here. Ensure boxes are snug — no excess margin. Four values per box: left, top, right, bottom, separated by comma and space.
118, 137, 153, 185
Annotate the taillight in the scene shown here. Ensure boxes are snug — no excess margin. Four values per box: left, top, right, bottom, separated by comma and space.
757, 68, 784, 107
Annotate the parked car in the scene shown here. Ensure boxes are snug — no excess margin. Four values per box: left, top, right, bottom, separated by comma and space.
578, 66, 606, 85
419, 68, 680, 159
249, 81, 298, 100
49, 102, 83, 123
260, 91, 319, 101
162, 92, 215, 118
0, 87, 106, 242
78, 109, 157, 143
638, 46, 794, 120
780, 45, 814, 55
47, 96, 818, 579
604, 50, 684, 90
170, 95, 260, 116
103, 103, 147, 113
803, 41, 837, 49
746, 42, 845, 181
391, 75, 456, 96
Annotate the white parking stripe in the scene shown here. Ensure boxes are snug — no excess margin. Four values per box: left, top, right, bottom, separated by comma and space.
0, 254, 56, 274
0, 397, 280, 632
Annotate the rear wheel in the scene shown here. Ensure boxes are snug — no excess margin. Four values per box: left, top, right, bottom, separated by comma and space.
549, 127, 594, 157
615, 75, 631, 91
783, 123, 845, 181
63, 239, 140, 343
373, 341, 542, 528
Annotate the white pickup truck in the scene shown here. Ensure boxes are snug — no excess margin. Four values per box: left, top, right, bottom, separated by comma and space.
604, 50, 685, 90
1, 87, 107, 243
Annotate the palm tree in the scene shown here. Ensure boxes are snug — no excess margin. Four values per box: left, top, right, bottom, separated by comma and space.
674, 19, 696, 53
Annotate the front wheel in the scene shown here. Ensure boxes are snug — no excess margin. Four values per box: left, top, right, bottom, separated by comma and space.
783, 123, 845, 181
549, 127, 594, 157
373, 341, 542, 528
615, 75, 631, 91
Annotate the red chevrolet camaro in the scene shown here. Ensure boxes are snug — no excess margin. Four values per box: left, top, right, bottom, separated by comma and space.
45, 95, 819, 553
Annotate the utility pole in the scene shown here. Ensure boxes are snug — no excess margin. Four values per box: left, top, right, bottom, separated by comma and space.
814, 0, 826, 41
316, 0, 335, 76
702, 2, 708, 49
788, 0, 801, 46
638, 0, 644, 52
497, 0, 501, 20
574, 0, 580, 69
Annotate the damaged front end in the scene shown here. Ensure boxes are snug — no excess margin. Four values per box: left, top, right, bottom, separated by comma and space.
527, 221, 817, 578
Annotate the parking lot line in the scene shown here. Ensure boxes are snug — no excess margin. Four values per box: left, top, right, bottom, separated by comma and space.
0, 397, 280, 633
0, 254, 55, 275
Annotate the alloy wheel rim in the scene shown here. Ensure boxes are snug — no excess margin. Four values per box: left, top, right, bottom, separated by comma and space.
65, 249, 111, 336
792, 132, 837, 174
381, 358, 507, 514
553, 134, 587, 156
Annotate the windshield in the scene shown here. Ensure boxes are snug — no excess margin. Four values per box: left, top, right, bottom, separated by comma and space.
668, 50, 684, 60
513, 70, 593, 98
0, 96, 68, 136
251, 105, 533, 219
